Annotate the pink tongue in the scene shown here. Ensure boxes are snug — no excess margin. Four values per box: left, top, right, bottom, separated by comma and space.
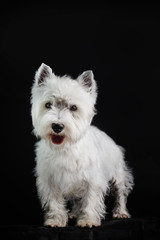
51, 135, 65, 144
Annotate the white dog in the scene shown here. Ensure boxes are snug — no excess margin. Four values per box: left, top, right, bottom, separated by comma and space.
31, 63, 134, 228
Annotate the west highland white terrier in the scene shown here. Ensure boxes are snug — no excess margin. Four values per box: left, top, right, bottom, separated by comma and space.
31, 63, 134, 228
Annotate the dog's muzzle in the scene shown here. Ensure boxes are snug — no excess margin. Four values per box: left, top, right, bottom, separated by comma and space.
51, 123, 65, 144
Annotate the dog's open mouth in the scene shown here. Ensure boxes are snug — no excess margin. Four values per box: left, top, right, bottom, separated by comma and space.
51, 135, 65, 144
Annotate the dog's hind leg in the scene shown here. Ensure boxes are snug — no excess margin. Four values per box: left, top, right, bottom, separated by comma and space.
111, 169, 133, 218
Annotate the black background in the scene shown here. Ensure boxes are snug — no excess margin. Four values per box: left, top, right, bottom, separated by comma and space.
0, 2, 160, 225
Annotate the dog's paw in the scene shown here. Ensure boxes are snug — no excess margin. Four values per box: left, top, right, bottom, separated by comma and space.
76, 219, 100, 228
44, 218, 67, 227
69, 212, 77, 219
113, 212, 131, 219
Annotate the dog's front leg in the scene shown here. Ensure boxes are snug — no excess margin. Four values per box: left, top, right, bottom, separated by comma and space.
77, 185, 106, 228
44, 194, 68, 227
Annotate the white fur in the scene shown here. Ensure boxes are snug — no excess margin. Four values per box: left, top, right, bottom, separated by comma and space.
31, 63, 134, 228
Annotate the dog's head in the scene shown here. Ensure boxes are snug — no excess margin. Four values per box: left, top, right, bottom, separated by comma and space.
31, 63, 97, 147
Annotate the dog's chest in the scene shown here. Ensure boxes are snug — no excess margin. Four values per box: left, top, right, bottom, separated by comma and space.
49, 152, 87, 196
54, 168, 86, 197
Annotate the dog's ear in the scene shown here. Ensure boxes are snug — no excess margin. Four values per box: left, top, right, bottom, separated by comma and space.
77, 70, 97, 97
35, 63, 53, 85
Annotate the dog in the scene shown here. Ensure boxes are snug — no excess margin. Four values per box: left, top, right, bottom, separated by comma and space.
31, 63, 134, 228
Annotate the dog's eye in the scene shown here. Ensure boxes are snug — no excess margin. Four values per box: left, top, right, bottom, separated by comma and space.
70, 105, 77, 111
45, 102, 52, 109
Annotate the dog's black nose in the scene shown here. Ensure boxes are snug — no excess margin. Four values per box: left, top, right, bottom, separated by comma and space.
52, 123, 64, 134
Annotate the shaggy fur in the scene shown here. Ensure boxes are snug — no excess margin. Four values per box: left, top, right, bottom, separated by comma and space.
31, 63, 134, 228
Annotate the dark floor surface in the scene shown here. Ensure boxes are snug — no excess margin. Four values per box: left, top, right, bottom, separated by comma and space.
1, 218, 160, 240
